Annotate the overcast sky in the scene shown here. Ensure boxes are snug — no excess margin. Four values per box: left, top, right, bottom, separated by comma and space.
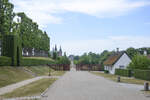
10, 0, 150, 55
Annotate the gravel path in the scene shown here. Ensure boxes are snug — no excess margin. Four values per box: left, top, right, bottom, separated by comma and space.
0, 76, 59, 95
43, 70, 150, 100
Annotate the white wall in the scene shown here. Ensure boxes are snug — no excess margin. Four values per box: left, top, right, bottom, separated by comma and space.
110, 53, 131, 74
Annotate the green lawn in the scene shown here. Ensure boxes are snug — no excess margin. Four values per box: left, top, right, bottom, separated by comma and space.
2, 78, 57, 98
52, 71, 66, 76
24, 66, 54, 76
91, 72, 150, 85
0, 66, 65, 88
0, 67, 33, 88
22, 57, 53, 61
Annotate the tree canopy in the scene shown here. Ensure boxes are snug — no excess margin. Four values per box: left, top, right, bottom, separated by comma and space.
128, 55, 150, 70
0, 0, 50, 52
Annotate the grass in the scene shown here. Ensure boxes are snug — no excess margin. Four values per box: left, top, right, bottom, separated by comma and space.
52, 71, 66, 76
24, 66, 55, 76
91, 72, 150, 85
0, 67, 33, 88
22, 57, 53, 61
0, 66, 66, 88
2, 78, 57, 98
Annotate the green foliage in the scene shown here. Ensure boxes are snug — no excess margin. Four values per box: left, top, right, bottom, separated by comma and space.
21, 57, 55, 66
99, 50, 113, 64
56, 56, 71, 65
2, 35, 21, 66
104, 70, 109, 74
17, 13, 50, 51
126, 47, 138, 58
134, 69, 150, 81
74, 50, 113, 65
115, 69, 132, 77
0, 56, 11, 66
128, 55, 150, 70
0, 0, 15, 35
52, 51, 57, 60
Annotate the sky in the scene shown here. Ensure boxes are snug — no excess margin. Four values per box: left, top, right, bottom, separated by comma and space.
10, 0, 150, 55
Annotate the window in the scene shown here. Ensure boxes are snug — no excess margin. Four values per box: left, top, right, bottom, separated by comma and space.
119, 65, 124, 69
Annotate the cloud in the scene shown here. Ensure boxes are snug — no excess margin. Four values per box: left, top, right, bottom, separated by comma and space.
10, 0, 150, 28
59, 35, 150, 55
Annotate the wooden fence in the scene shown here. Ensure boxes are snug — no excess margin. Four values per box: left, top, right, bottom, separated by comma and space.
47, 64, 70, 71
76, 64, 102, 71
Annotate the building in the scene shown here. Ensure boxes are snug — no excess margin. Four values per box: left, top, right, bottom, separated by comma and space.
104, 51, 131, 74
51, 45, 63, 58
58, 47, 62, 57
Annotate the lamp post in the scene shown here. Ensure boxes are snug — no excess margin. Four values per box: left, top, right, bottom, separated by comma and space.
49, 65, 51, 76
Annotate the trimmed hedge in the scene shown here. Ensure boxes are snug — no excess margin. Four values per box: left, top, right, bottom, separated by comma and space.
104, 70, 109, 74
2, 35, 22, 66
115, 69, 132, 77
134, 69, 150, 81
0, 56, 12, 66
21, 57, 55, 66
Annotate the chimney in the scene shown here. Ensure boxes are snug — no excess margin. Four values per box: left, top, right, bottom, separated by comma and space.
144, 50, 147, 56
117, 48, 119, 53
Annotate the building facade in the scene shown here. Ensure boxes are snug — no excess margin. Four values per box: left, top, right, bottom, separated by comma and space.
104, 52, 131, 74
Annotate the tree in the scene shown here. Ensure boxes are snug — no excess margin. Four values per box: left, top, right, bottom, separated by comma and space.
128, 55, 150, 70
126, 47, 138, 58
0, 0, 14, 35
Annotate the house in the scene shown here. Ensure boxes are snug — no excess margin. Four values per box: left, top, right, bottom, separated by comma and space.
103, 51, 131, 74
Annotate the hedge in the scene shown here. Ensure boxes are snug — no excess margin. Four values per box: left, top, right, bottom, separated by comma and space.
0, 56, 12, 66
21, 57, 55, 66
134, 69, 150, 81
115, 69, 132, 77
2, 35, 22, 66
104, 70, 109, 74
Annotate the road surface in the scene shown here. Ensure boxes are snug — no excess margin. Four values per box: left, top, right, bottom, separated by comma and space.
43, 69, 149, 100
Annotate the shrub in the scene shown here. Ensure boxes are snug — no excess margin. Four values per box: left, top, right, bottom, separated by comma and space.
115, 69, 132, 77
134, 69, 150, 81
128, 55, 150, 70
104, 70, 109, 74
2, 35, 21, 66
21, 57, 55, 66
0, 56, 12, 66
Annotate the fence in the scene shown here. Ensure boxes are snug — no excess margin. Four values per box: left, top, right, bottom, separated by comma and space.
76, 64, 102, 71
47, 64, 70, 71
22, 48, 48, 57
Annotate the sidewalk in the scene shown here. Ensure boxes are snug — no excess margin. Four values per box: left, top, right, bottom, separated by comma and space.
0, 76, 59, 96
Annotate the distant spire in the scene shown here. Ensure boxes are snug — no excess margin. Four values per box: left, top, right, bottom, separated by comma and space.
55, 44, 57, 52
59, 46, 62, 52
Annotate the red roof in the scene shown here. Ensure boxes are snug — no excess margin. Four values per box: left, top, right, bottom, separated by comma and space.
103, 52, 124, 66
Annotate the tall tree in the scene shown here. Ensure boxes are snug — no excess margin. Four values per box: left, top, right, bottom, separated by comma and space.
0, 0, 14, 35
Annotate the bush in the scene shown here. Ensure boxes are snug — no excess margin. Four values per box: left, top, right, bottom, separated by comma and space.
21, 57, 55, 66
0, 56, 12, 66
115, 69, 132, 77
128, 55, 150, 70
134, 69, 150, 81
2, 35, 21, 66
104, 70, 109, 74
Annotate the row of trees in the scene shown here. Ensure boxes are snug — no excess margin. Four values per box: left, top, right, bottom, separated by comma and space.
0, 0, 50, 54
74, 47, 150, 70
74, 51, 114, 65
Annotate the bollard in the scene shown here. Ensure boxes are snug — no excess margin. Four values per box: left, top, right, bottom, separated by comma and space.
117, 76, 121, 82
144, 82, 149, 91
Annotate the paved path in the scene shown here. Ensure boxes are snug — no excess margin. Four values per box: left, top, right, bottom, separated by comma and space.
0, 76, 59, 95
43, 70, 150, 100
